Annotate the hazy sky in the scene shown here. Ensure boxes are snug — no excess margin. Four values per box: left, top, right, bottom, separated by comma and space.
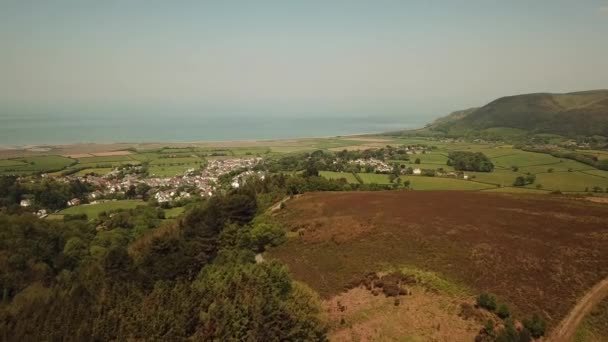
1, 0, 608, 118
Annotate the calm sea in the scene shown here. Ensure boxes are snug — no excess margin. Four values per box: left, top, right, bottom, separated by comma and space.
0, 111, 429, 146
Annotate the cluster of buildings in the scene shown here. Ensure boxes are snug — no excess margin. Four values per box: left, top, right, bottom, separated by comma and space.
350, 158, 392, 173
57, 157, 264, 205
230, 170, 266, 188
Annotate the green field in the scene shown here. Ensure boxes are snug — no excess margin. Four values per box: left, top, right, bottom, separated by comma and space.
149, 157, 204, 165
408, 152, 448, 164
0, 155, 75, 175
491, 151, 562, 168
518, 160, 593, 174
76, 155, 134, 163
0, 159, 27, 167
357, 173, 392, 184
319, 171, 358, 183
527, 171, 608, 192
58, 200, 145, 218
482, 186, 550, 194
467, 170, 525, 186
580, 169, 608, 178
400, 176, 495, 190
74, 168, 114, 176
164, 206, 186, 219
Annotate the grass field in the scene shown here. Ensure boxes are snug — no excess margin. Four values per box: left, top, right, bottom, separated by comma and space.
58, 200, 145, 218
401, 176, 494, 190
406, 152, 449, 164
0, 159, 27, 167
0, 155, 75, 175
528, 171, 608, 192
73, 168, 114, 176
357, 173, 392, 184
574, 297, 608, 342
581, 169, 608, 178
482, 186, 550, 194
491, 151, 562, 168
164, 206, 186, 219
269, 191, 608, 330
149, 157, 204, 165
319, 171, 358, 183
467, 170, 524, 186
517, 159, 593, 174
76, 155, 134, 164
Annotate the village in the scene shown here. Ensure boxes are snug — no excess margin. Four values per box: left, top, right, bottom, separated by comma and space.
18, 157, 265, 216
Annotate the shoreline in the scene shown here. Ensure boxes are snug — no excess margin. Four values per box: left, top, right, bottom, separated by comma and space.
0, 129, 409, 159
0, 129, 404, 151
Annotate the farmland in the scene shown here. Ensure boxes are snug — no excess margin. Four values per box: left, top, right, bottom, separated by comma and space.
2, 136, 608, 194
0, 155, 75, 175
58, 200, 145, 219
318, 171, 358, 183
268, 191, 608, 331
401, 176, 493, 190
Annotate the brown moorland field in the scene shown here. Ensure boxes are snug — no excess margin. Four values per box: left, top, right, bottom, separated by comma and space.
268, 191, 608, 328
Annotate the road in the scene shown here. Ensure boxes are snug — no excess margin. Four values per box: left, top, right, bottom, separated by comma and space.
549, 277, 608, 341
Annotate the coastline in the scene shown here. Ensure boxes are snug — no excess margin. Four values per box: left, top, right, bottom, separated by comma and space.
0, 129, 403, 159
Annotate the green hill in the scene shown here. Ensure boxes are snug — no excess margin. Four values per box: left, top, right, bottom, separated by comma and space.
430, 90, 608, 137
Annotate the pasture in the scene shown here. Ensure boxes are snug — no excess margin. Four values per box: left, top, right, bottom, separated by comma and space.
58, 200, 145, 218
491, 151, 561, 168
164, 206, 186, 219
528, 171, 608, 192
318, 171, 358, 183
356, 173, 391, 184
401, 176, 493, 190
0, 155, 75, 175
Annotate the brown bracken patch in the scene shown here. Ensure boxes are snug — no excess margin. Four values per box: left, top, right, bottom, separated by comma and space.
269, 191, 608, 328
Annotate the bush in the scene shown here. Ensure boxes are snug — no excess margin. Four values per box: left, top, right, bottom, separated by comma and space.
496, 304, 510, 319
476, 293, 497, 311
523, 314, 546, 338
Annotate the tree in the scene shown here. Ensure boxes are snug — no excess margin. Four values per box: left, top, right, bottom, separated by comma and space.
125, 185, 137, 199
414, 158, 421, 164
447, 151, 494, 172
250, 219, 286, 252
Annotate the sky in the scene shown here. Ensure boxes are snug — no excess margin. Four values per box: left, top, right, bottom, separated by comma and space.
1, 0, 608, 119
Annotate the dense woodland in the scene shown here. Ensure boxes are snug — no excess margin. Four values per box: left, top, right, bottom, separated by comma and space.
0, 174, 336, 341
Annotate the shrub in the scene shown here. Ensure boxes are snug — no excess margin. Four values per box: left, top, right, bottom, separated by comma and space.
523, 314, 546, 338
476, 293, 497, 311
496, 304, 510, 319
483, 319, 495, 337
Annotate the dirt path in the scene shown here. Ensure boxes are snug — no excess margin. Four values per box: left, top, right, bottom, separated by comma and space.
268, 195, 298, 213
549, 277, 608, 342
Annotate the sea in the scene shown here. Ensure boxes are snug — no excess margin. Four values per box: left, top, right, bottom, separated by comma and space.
0, 111, 431, 147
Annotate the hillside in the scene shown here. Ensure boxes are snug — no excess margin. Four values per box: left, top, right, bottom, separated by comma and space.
429, 90, 608, 137
269, 191, 608, 338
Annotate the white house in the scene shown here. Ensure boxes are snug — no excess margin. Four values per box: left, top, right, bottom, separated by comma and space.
413, 168, 422, 175
20, 199, 32, 207
67, 198, 81, 207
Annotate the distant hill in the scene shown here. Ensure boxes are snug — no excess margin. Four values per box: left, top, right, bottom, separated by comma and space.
429, 90, 608, 137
